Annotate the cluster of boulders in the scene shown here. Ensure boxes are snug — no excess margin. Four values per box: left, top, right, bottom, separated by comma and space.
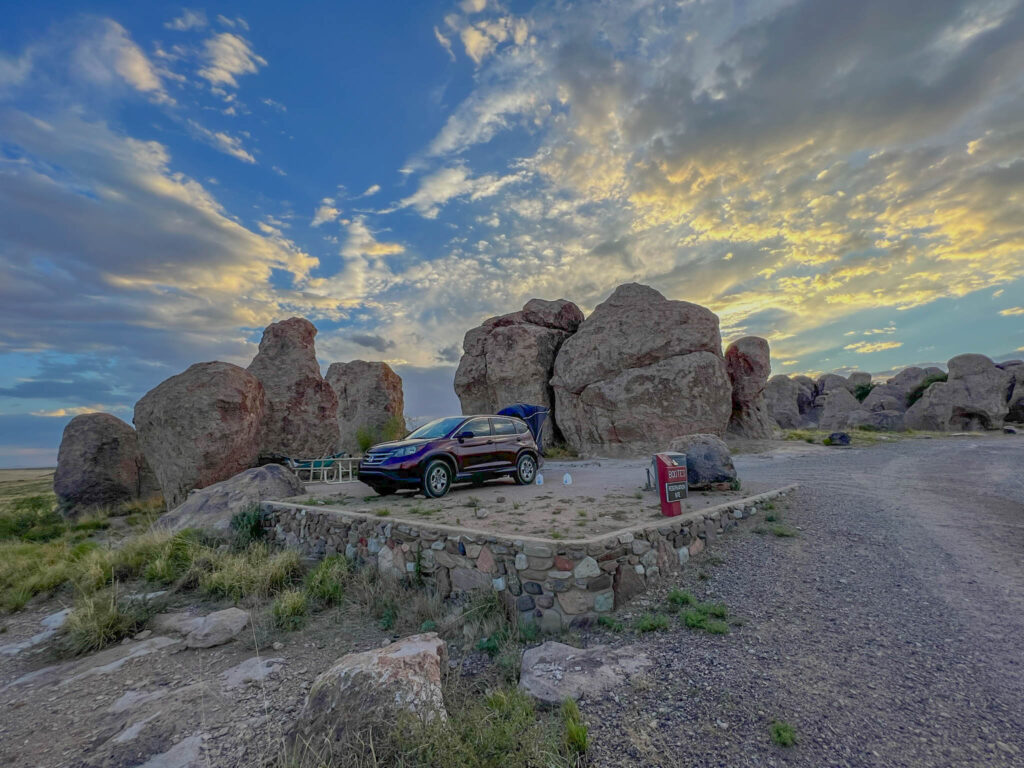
455, 283, 776, 455
55, 317, 404, 512
766, 354, 1021, 433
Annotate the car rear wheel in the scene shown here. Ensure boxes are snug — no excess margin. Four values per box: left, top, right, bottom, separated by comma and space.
514, 453, 537, 485
422, 459, 453, 498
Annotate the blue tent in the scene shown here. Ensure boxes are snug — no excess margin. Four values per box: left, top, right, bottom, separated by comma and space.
498, 403, 550, 453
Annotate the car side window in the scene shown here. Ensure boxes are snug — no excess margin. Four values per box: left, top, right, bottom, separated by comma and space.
492, 418, 516, 436
462, 417, 492, 437
514, 420, 529, 435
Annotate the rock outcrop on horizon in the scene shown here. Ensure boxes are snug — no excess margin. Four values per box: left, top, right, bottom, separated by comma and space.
550, 284, 731, 455
134, 361, 267, 509
725, 336, 775, 438
454, 298, 583, 445
767, 353, 1019, 433
54, 413, 159, 513
326, 360, 405, 454
247, 317, 339, 460
904, 354, 1011, 431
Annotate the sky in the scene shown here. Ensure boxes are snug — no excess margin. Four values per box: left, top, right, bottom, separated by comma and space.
2, 0, 1024, 467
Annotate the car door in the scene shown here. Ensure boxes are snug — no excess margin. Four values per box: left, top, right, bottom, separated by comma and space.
489, 418, 519, 469
455, 417, 494, 473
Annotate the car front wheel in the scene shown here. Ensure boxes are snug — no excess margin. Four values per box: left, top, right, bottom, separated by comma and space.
514, 453, 537, 485
422, 459, 453, 498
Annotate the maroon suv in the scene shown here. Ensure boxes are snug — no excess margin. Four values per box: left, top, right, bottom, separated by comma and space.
357, 415, 541, 498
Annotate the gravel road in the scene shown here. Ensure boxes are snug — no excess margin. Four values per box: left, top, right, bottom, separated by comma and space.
584, 435, 1024, 767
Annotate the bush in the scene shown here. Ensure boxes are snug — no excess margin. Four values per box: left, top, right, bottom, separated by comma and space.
906, 372, 947, 407
561, 698, 588, 756
272, 589, 308, 630
0, 495, 65, 542
230, 504, 267, 551
852, 382, 876, 402
667, 588, 696, 608
200, 545, 303, 600
304, 555, 349, 605
634, 613, 670, 633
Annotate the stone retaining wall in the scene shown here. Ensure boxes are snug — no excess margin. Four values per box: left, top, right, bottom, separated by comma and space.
262, 485, 796, 632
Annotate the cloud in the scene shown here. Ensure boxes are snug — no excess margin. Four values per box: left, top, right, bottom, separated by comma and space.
342, 217, 405, 257
186, 119, 256, 163
435, 344, 461, 363
844, 341, 904, 354
434, 26, 456, 62
311, 198, 341, 227
197, 32, 266, 90
999, 307, 1024, 316
31, 405, 113, 418
359, 184, 381, 197
165, 10, 207, 31
350, 333, 396, 352
72, 19, 170, 102
396, 165, 525, 218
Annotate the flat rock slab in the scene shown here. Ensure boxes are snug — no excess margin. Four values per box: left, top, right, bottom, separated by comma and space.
152, 608, 251, 649
220, 656, 286, 689
519, 641, 652, 706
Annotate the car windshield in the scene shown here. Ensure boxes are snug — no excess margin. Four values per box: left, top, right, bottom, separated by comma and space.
407, 417, 465, 440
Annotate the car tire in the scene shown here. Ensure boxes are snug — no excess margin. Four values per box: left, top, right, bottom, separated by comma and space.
422, 459, 453, 498
514, 453, 537, 485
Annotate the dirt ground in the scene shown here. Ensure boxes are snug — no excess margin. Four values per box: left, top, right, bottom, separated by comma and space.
292, 458, 775, 539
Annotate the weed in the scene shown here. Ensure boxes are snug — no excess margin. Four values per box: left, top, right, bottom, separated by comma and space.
634, 490, 643, 499
682, 609, 707, 629
375, 508, 391, 517
634, 613, 670, 633
681, 601, 732, 634
597, 615, 624, 632
561, 698, 588, 756
706, 619, 730, 635
272, 589, 308, 631
667, 588, 696, 608
200, 545, 303, 600
754, 523, 798, 538
770, 720, 797, 747
729, 478, 741, 491
61, 587, 151, 655
229, 504, 266, 551
304, 555, 349, 605
550, 531, 564, 539
543, 442, 577, 460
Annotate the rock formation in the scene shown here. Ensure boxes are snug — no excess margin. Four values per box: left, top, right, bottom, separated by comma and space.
1000, 360, 1024, 422
454, 298, 583, 445
764, 375, 803, 429
519, 641, 652, 705
905, 354, 1011, 430
54, 413, 159, 512
550, 284, 731, 455
134, 361, 267, 509
326, 361, 405, 454
724, 336, 775, 438
247, 317, 339, 460
667, 434, 737, 488
288, 633, 447, 750
158, 464, 303, 533
819, 387, 861, 431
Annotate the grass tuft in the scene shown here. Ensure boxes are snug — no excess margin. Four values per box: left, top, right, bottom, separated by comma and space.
304, 555, 349, 606
272, 589, 308, 631
634, 613, 671, 633
770, 720, 797, 747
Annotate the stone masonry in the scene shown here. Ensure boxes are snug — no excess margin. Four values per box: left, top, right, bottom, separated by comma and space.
263, 486, 793, 631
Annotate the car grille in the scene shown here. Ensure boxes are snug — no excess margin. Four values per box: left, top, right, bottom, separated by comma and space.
362, 452, 391, 466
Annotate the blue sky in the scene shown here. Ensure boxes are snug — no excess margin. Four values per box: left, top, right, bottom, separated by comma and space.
2, 0, 1024, 467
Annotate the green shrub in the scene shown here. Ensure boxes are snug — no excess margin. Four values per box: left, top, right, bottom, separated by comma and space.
770, 720, 797, 747
200, 545, 302, 600
634, 613, 670, 633
906, 372, 947, 407
230, 504, 267, 551
304, 555, 349, 605
682, 609, 707, 629
0, 495, 65, 542
597, 615, 624, 632
853, 382, 876, 402
272, 589, 308, 631
706, 619, 730, 635
667, 588, 696, 608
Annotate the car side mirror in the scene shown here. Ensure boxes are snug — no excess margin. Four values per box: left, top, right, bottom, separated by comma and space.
456, 430, 474, 441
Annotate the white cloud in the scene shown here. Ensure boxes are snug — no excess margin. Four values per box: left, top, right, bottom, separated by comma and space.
197, 32, 266, 90
73, 20, 170, 102
186, 119, 256, 163
396, 165, 525, 218
311, 198, 341, 227
342, 217, 405, 258
461, 0, 488, 12
359, 184, 381, 197
165, 10, 207, 31
434, 26, 456, 62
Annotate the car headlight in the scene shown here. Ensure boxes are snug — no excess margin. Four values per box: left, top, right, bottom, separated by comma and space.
392, 445, 419, 458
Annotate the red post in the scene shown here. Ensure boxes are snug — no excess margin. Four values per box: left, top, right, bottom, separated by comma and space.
654, 452, 688, 517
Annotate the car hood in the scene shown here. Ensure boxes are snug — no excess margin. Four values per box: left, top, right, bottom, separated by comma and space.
367, 438, 434, 452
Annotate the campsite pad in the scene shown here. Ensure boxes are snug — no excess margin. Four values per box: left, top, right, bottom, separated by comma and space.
291, 459, 775, 539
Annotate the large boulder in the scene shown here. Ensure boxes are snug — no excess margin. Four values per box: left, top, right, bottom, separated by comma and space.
816, 373, 850, 395
860, 383, 907, 413
845, 409, 905, 431
288, 634, 447, 750
725, 336, 775, 438
667, 433, 737, 488
847, 372, 872, 390
247, 317, 339, 460
327, 361, 405, 455
764, 375, 803, 429
905, 354, 1011, 431
551, 284, 731, 455
819, 387, 861, 431
519, 641, 651, 706
158, 464, 302, 532
454, 299, 583, 446
134, 362, 267, 509
54, 413, 159, 513
1001, 361, 1024, 422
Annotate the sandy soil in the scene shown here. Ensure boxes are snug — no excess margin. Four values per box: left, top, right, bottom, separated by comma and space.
291, 458, 776, 539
